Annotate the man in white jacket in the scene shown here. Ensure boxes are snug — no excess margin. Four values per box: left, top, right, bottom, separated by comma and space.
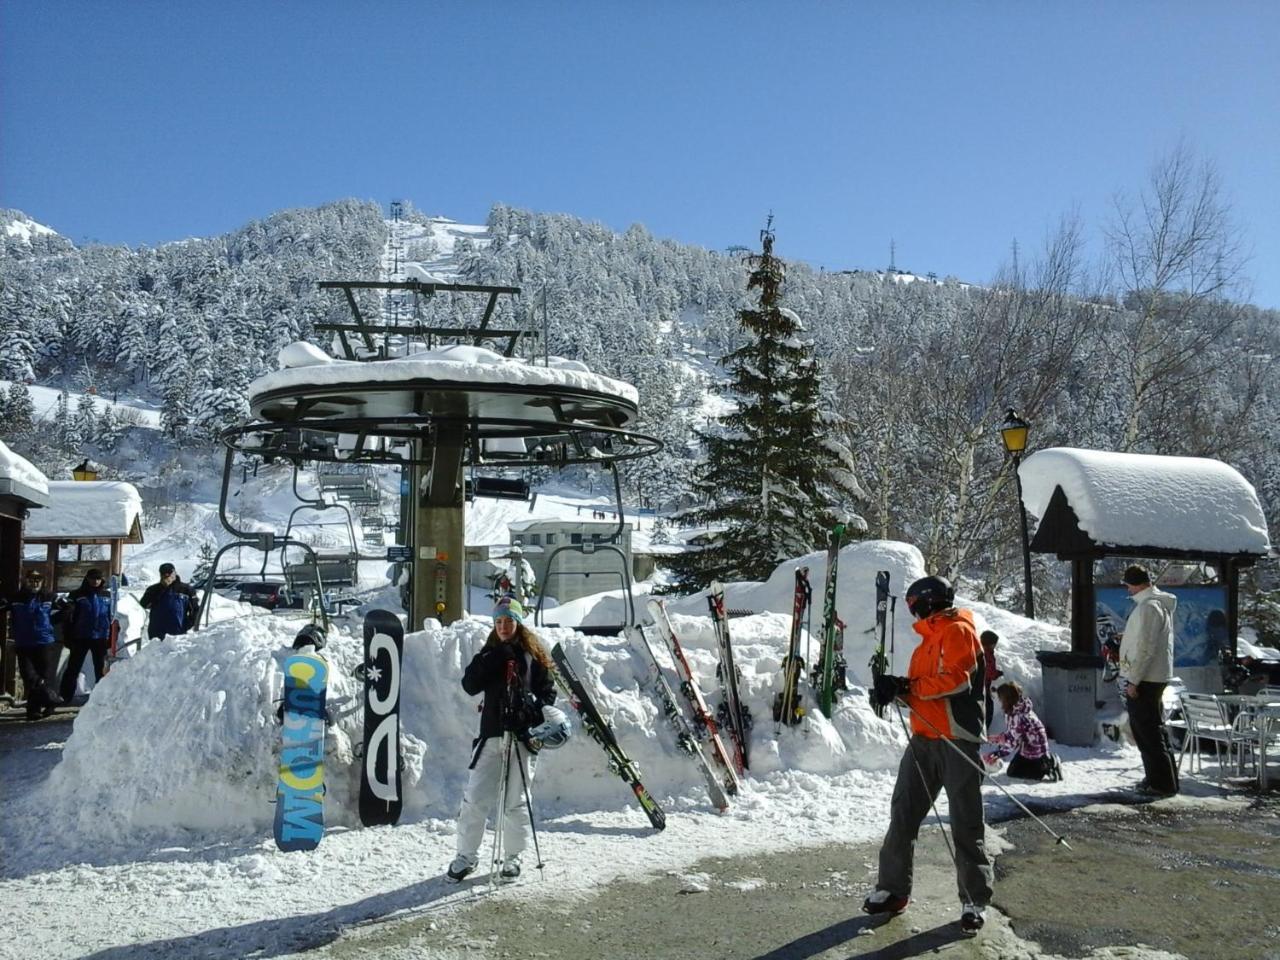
1118, 565, 1180, 796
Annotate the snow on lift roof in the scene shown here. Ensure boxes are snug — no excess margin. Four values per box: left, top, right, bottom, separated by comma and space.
24, 480, 143, 541
1019, 447, 1270, 556
0, 439, 50, 506
253, 342, 639, 407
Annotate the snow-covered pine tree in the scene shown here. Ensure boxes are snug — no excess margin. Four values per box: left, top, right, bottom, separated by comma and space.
53, 390, 82, 451
669, 222, 865, 587
95, 405, 124, 451
74, 393, 98, 447
0, 382, 36, 442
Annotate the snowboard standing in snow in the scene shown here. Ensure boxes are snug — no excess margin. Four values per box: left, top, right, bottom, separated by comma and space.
274, 630, 329, 852
550, 643, 666, 830
646, 598, 740, 796
629, 624, 729, 811
812, 522, 849, 718
358, 609, 404, 827
773, 567, 811, 729
707, 583, 751, 772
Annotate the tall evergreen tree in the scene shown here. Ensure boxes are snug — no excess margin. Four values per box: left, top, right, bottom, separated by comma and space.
669, 222, 864, 587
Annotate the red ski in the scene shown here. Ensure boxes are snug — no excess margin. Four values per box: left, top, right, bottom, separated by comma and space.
646, 599, 741, 792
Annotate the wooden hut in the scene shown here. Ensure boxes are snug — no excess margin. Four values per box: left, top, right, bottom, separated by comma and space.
21, 480, 143, 592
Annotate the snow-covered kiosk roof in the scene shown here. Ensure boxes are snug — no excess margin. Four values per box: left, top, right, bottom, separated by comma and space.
24, 480, 144, 543
0, 440, 49, 509
1020, 447, 1270, 559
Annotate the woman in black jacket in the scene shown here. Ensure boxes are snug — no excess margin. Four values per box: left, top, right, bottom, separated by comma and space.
60, 569, 113, 702
447, 598, 556, 883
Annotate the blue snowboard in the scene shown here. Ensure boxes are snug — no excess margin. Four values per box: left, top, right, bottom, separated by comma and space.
274, 651, 328, 852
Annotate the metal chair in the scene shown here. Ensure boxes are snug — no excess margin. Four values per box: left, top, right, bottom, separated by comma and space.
1229, 696, 1280, 786
1177, 693, 1239, 780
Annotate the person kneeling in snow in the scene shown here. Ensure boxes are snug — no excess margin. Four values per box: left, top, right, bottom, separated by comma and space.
447, 598, 561, 884
983, 682, 1062, 781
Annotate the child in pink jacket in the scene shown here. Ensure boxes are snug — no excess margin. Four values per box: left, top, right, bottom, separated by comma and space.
984, 681, 1063, 781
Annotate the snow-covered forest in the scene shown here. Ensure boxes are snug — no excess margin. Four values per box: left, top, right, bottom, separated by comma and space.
3, 148, 1279, 606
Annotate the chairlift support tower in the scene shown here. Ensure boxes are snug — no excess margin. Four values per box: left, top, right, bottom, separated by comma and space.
216, 280, 659, 628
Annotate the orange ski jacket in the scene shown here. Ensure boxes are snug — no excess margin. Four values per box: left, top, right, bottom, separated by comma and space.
903, 607, 985, 743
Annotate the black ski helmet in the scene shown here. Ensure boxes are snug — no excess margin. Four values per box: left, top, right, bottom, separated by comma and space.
905, 575, 955, 618
293, 623, 327, 651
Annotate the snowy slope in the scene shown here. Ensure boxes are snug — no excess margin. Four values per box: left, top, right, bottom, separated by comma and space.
0, 379, 162, 430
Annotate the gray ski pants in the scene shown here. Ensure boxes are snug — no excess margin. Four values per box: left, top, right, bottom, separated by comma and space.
876, 734, 993, 907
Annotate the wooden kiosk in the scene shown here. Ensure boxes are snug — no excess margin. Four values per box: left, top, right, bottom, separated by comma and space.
1020, 448, 1271, 686
21, 480, 143, 591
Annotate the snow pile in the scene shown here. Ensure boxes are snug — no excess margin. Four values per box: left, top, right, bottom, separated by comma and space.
277, 340, 332, 368
250, 342, 640, 407
0, 438, 49, 499
1020, 447, 1271, 555
24, 479, 142, 539
20, 553, 1060, 853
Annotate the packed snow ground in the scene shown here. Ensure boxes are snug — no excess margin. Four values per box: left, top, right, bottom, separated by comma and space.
2, 540, 1177, 960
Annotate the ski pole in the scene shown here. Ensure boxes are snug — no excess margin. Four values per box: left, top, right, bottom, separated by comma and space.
490, 733, 513, 886
513, 741, 546, 879
895, 698, 1072, 849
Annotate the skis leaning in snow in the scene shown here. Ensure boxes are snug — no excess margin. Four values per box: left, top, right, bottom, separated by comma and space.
646, 598, 740, 796
869, 570, 892, 720
773, 567, 811, 730
707, 583, 751, 772
629, 624, 730, 812
550, 643, 667, 831
811, 522, 849, 718
274, 643, 328, 852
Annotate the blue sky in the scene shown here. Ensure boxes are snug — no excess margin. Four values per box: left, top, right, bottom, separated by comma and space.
3, 1, 1278, 307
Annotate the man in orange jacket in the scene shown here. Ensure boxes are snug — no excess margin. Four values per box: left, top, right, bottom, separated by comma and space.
862, 575, 993, 935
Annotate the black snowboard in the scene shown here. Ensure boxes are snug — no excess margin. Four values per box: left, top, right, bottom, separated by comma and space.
359, 609, 404, 826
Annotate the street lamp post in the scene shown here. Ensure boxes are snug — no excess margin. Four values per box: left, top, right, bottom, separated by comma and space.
999, 409, 1034, 619
72, 459, 99, 482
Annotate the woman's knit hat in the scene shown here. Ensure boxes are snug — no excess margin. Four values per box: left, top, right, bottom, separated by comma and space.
493, 598, 525, 623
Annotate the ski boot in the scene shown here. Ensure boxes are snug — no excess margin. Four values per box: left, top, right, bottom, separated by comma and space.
960, 903, 985, 934
862, 889, 910, 915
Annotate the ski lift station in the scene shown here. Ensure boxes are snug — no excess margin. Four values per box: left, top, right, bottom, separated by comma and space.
205, 279, 660, 629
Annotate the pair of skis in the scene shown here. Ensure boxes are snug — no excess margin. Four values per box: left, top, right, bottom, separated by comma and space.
639, 600, 741, 805
706, 584, 752, 772
550, 643, 667, 831
810, 522, 850, 718
273, 610, 405, 852
869, 570, 893, 719
773, 568, 812, 729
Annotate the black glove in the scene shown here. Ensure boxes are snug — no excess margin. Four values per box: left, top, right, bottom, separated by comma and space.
871, 674, 910, 709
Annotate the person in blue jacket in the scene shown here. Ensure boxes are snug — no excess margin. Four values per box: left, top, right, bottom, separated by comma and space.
60, 569, 113, 702
1, 569, 65, 719
139, 563, 200, 639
